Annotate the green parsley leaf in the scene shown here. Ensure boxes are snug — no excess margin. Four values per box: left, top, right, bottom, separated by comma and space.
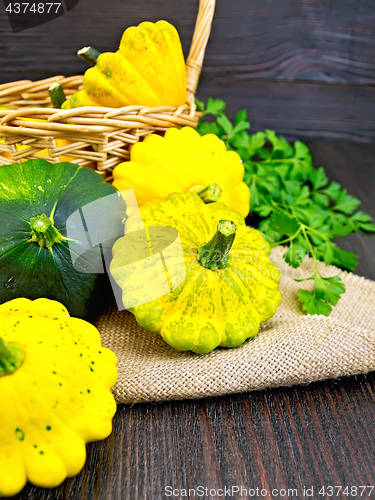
235, 109, 248, 125
268, 210, 300, 237
312, 192, 330, 208
195, 97, 226, 117
196, 121, 222, 137
349, 211, 373, 223
195, 98, 205, 112
233, 130, 265, 156
314, 275, 346, 306
284, 243, 308, 268
257, 203, 274, 217
359, 223, 375, 233
293, 185, 311, 206
318, 241, 335, 265
331, 222, 355, 237
333, 189, 361, 215
331, 244, 358, 271
217, 114, 250, 141
196, 98, 375, 316
298, 290, 333, 316
216, 115, 234, 137
310, 167, 328, 190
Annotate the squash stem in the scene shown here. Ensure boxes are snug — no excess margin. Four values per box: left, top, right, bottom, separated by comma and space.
197, 220, 236, 271
49, 81, 67, 109
77, 46, 101, 66
29, 214, 66, 249
0, 337, 25, 377
190, 183, 222, 204
197, 183, 222, 203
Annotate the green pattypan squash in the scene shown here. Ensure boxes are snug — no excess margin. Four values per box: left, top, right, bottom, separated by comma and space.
110, 192, 282, 354
0, 159, 126, 321
0, 298, 118, 497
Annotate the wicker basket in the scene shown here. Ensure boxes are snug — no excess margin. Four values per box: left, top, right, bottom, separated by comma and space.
0, 0, 215, 181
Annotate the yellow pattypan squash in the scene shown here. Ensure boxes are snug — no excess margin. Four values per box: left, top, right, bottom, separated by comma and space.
0, 298, 118, 497
0, 109, 73, 163
112, 126, 251, 218
110, 191, 282, 354
63, 20, 186, 110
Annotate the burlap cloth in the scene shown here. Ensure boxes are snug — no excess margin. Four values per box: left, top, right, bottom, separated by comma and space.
95, 246, 375, 404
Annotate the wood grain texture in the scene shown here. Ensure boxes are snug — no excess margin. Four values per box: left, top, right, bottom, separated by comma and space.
196, 78, 375, 142
1, 0, 375, 83
9, 375, 375, 500
6, 142, 375, 500
1, 0, 375, 140
0, 0, 199, 81
205, 0, 375, 84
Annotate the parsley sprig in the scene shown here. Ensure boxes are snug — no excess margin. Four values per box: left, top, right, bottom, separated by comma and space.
196, 98, 375, 316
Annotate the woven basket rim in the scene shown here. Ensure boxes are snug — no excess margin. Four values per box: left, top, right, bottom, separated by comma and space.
0, 103, 201, 135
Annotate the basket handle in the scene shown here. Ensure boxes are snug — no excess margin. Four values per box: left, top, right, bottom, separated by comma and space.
185, 0, 216, 96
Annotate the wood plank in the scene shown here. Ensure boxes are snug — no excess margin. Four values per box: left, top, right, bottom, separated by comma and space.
196, 78, 375, 142
205, 0, 375, 83
1, 0, 375, 84
12, 374, 375, 499
0, 0, 199, 82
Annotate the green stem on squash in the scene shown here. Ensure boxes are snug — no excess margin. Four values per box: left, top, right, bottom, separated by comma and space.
190, 183, 222, 203
0, 337, 25, 377
29, 214, 66, 249
197, 183, 222, 203
197, 220, 236, 271
77, 46, 101, 67
49, 81, 67, 109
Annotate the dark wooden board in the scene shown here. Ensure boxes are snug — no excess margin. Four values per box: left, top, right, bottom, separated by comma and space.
1, 0, 375, 141
197, 78, 375, 142
0, 0, 199, 80
1, 0, 375, 84
10, 374, 375, 500
205, 0, 375, 84
7, 141, 375, 500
